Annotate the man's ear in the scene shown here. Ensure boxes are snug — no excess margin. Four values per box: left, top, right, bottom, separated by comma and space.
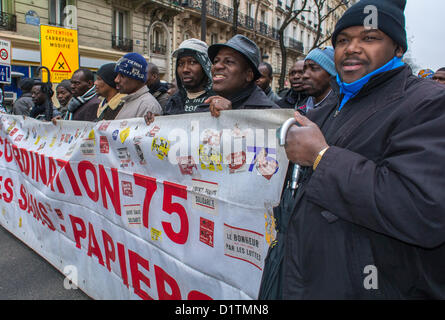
395, 44, 404, 58
246, 68, 254, 83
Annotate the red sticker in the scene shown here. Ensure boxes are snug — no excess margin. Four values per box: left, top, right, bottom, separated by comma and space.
177, 155, 198, 175
121, 181, 133, 197
100, 136, 109, 154
200, 217, 214, 248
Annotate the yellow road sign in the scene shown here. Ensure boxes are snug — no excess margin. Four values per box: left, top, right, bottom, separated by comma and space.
40, 25, 79, 83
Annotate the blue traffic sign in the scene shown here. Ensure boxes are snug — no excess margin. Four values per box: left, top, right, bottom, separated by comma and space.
0, 64, 11, 84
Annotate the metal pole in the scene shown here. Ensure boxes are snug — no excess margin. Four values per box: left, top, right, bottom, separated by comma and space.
201, 0, 207, 42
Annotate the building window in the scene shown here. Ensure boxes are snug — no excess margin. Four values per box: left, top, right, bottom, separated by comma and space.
112, 9, 132, 51
49, 0, 67, 26
151, 26, 167, 55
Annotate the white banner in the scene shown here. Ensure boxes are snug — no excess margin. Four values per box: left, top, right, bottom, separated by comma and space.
0, 109, 293, 300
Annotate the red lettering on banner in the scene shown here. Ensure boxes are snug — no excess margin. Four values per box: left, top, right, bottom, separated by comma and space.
78, 161, 99, 202
69, 214, 86, 249
99, 165, 121, 216
12, 145, 24, 172
134, 173, 157, 228
38, 202, 56, 231
155, 265, 181, 300
117, 242, 129, 288
47, 157, 57, 192
19, 148, 30, 176
0, 136, 3, 158
19, 184, 27, 210
162, 181, 189, 245
29, 195, 42, 222
35, 152, 48, 185
57, 160, 82, 196
87, 222, 104, 266
2, 177, 13, 203
102, 230, 115, 272
4, 139, 13, 163
128, 249, 154, 300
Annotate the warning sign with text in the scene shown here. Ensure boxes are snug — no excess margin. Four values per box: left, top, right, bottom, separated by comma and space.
40, 25, 79, 83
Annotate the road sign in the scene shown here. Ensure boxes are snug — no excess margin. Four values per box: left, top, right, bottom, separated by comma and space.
0, 39, 11, 84
0, 65, 11, 83
40, 25, 79, 83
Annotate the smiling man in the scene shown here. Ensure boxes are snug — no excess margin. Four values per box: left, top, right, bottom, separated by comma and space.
259, 0, 445, 300
206, 34, 279, 117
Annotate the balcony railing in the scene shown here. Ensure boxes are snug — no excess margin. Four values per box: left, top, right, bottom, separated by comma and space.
151, 43, 167, 55
112, 36, 133, 52
287, 37, 304, 53
0, 12, 17, 32
183, 0, 278, 40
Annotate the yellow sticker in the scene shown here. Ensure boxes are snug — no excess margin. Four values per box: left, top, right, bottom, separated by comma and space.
120, 127, 130, 143
34, 136, 41, 145
19, 217, 22, 228
151, 228, 162, 241
88, 129, 95, 140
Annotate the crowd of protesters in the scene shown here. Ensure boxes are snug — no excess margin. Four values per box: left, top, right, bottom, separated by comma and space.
3, 0, 445, 301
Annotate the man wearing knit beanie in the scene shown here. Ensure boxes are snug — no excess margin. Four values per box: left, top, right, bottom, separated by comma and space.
114, 52, 162, 119
260, 0, 445, 300
299, 47, 337, 114
95, 63, 127, 120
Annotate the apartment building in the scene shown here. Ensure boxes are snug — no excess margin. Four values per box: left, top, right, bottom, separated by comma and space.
0, 0, 349, 100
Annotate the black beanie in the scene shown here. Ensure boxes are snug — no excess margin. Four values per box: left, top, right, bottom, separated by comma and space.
97, 63, 118, 89
332, 0, 408, 53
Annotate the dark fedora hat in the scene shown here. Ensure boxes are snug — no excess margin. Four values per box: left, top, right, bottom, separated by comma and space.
208, 34, 262, 81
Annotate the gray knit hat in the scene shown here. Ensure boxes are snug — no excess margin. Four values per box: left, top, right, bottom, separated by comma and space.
173, 38, 209, 58
305, 47, 337, 77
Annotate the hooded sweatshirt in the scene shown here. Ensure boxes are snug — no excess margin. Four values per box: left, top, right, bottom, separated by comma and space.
164, 41, 215, 115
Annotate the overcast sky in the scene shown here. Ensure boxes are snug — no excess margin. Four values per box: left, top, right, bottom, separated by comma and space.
405, 0, 445, 72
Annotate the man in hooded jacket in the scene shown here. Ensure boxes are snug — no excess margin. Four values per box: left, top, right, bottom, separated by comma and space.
164, 38, 215, 115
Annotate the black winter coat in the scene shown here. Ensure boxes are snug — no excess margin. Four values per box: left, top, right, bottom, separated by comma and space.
262, 65, 445, 299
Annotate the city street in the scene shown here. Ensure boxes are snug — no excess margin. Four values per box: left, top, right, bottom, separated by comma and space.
0, 224, 91, 300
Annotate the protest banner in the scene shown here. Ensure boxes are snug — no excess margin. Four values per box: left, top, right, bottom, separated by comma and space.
0, 109, 293, 299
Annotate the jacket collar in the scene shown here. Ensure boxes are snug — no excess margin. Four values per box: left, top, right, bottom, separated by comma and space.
122, 85, 149, 102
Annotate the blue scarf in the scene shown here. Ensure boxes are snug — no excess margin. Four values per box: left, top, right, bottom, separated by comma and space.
337, 56, 405, 111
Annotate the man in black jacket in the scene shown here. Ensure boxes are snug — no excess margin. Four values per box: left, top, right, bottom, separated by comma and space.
277, 60, 307, 109
260, 0, 445, 300
206, 34, 279, 117
146, 62, 170, 111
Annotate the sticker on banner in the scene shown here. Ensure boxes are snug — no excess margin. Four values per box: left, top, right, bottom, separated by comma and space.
117, 147, 133, 168
199, 144, 222, 172
121, 181, 133, 197
120, 127, 130, 143
151, 137, 170, 160
192, 179, 218, 215
200, 217, 214, 248
224, 223, 264, 270
124, 204, 142, 226
151, 228, 162, 241
177, 155, 198, 176
100, 136, 109, 153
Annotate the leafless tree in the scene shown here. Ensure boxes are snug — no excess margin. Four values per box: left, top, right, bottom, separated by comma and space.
310, 0, 350, 50
277, 0, 309, 90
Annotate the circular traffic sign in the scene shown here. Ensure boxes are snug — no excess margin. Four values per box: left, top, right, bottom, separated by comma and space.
0, 49, 8, 61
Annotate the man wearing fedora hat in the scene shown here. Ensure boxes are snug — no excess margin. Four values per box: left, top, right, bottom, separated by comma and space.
206, 34, 279, 117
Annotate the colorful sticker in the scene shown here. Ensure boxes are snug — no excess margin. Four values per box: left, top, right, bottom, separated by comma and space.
224, 224, 264, 270
151, 228, 162, 241
134, 144, 146, 165
200, 217, 214, 248
121, 181, 133, 197
100, 136, 109, 154
98, 121, 111, 132
120, 127, 130, 143
227, 151, 247, 174
248, 147, 279, 180
199, 144, 222, 172
147, 125, 160, 137
192, 179, 218, 215
112, 130, 119, 141
151, 137, 170, 160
